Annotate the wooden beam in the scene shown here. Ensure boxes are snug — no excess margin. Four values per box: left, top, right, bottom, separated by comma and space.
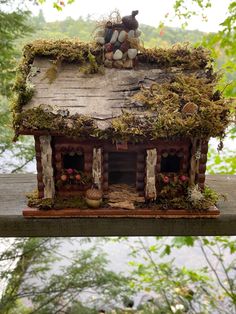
0, 174, 236, 236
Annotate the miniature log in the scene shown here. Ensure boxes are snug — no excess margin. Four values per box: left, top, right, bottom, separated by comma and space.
189, 138, 200, 187
198, 140, 209, 189
196, 139, 202, 176
189, 138, 196, 186
39, 135, 55, 198
92, 148, 102, 189
34, 136, 44, 198
145, 148, 157, 200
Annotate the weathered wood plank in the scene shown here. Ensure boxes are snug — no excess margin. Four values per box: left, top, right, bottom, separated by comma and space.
23, 206, 220, 218
23, 57, 205, 129
0, 174, 236, 236
145, 149, 157, 200
92, 148, 102, 189
39, 136, 55, 198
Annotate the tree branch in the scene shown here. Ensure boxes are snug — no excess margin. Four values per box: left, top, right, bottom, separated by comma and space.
11, 155, 35, 173
198, 238, 234, 300
137, 237, 175, 313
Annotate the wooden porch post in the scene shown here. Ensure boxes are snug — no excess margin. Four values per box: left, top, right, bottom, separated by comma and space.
92, 148, 102, 189
145, 148, 157, 200
39, 135, 55, 198
189, 137, 200, 187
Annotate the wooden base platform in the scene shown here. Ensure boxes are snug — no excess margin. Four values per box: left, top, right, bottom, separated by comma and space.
1, 174, 235, 236
22, 206, 220, 218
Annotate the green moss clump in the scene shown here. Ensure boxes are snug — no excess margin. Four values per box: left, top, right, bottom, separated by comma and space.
27, 190, 88, 210
80, 50, 104, 74
54, 197, 88, 209
27, 191, 54, 210
43, 61, 59, 84
14, 106, 97, 138
107, 112, 149, 141
202, 185, 221, 204
130, 74, 230, 139
11, 64, 35, 114
187, 185, 221, 210
138, 44, 213, 70
151, 185, 221, 211
22, 39, 101, 64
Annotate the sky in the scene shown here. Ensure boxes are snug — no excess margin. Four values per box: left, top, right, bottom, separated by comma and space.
30, 0, 231, 32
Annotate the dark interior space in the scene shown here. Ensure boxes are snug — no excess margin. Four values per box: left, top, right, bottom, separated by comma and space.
161, 155, 181, 172
108, 152, 137, 185
63, 152, 84, 171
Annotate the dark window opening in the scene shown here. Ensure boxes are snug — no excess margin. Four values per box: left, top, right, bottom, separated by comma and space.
108, 152, 137, 185
63, 152, 84, 171
161, 155, 181, 172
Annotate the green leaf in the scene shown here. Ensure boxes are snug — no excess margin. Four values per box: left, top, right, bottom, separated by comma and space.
160, 244, 171, 256
172, 236, 196, 247
53, 2, 63, 11
149, 245, 157, 252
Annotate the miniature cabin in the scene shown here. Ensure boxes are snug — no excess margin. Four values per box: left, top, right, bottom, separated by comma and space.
14, 12, 229, 212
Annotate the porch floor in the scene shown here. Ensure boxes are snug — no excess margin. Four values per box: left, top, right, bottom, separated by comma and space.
106, 184, 145, 210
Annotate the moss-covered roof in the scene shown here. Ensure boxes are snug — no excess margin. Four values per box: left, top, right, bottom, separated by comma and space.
12, 39, 231, 141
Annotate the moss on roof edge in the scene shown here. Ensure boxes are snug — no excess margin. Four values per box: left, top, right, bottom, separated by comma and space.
12, 39, 230, 141
21, 39, 213, 68
14, 104, 229, 141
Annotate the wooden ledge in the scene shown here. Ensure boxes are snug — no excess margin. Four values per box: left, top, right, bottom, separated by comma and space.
22, 206, 220, 219
0, 174, 235, 236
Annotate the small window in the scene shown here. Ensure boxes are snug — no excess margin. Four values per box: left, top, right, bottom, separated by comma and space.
63, 152, 84, 171
161, 155, 181, 172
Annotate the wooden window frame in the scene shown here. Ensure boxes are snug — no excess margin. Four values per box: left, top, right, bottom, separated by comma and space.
52, 139, 93, 195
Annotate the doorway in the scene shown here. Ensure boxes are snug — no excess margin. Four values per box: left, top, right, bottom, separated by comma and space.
108, 152, 137, 186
